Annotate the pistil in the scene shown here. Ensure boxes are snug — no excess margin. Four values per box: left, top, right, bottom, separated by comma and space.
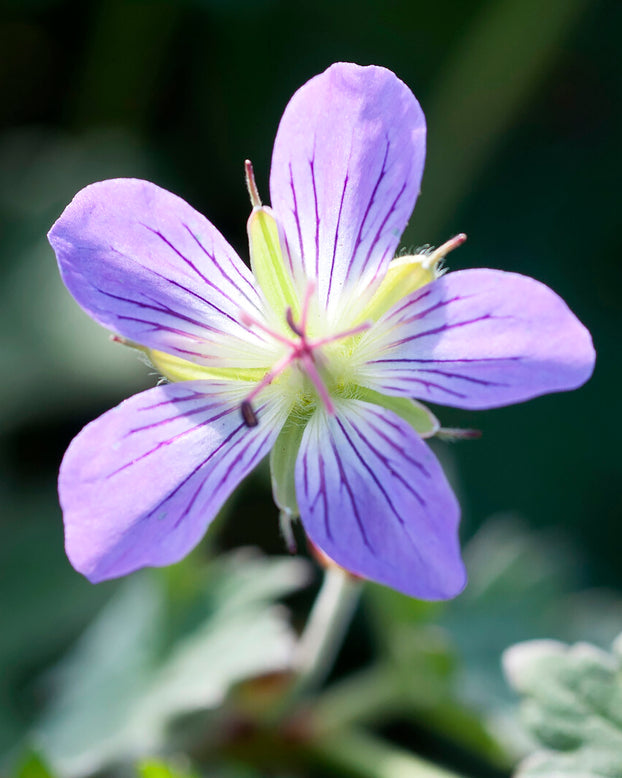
239, 284, 370, 426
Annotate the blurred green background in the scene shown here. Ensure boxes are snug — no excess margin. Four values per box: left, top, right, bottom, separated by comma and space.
1, 0, 620, 774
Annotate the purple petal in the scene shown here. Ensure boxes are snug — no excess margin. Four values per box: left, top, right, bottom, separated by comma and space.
358, 269, 595, 409
295, 401, 465, 600
60, 381, 288, 582
49, 179, 272, 368
270, 63, 426, 316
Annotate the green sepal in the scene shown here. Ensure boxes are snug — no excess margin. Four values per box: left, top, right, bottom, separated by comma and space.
357, 387, 439, 438
270, 416, 307, 519
147, 349, 265, 384
248, 206, 299, 321
360, 256, 436, 322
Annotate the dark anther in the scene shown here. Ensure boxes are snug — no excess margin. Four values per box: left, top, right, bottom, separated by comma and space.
285, 307, 303, 337
241, 400, 259, 428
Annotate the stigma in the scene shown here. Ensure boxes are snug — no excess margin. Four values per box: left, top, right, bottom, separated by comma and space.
239, 282, 370, 426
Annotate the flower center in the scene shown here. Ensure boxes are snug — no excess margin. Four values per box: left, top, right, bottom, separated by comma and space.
240, 282, 370, 426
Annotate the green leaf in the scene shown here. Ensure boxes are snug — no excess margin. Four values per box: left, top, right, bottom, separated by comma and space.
364, 518, 622, 767
12, 750, 57, 778
504, 635, 622, 777
136, 760, 262, 778
34, 551, 310, 777
137, 757, 199, 778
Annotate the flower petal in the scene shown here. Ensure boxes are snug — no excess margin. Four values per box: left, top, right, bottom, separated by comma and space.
356, 269, 596, 409
59, 381, 289, 582
270, 63, 426, 318
295, 401, 465, 600
49, 179, 276, 368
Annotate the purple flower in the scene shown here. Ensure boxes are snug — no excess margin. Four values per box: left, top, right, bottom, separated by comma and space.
48, 63, 595, 598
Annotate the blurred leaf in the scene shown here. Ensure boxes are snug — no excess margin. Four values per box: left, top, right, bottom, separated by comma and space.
504, 634, 622, 777
442, 518, 622, 715
137, 760, 264, 778
0, 128, 158, 434
13, 750, 57, 778
137, 757, 199, 778
33, 551, 310, 777
440, 517, 575, 712
364, 517, 622, 763
0, 488, 113, 756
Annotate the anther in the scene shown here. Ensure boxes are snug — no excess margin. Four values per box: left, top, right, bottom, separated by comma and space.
241, 400, 259, 428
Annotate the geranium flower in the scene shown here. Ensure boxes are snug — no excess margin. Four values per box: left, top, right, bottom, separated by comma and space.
48, 62, 594, 599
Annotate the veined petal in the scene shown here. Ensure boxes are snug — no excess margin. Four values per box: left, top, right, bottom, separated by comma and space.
355, 269, 596, 409
59, 381, 289, 582
48, 179, 278, 368
295, 401, 465, 600
270, 63, 426, 320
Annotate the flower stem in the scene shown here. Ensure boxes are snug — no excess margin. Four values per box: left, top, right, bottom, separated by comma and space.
307, 728, 466, 778
311, 663, 408, 734
293, 565, 362, 696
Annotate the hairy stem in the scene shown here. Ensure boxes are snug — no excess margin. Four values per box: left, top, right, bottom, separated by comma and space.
294, 565, 362, 694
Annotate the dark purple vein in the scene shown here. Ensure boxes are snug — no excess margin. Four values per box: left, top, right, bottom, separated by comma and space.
369, 356, 522, 365
387, 313, 508, 348
96, 287, 227, 338
181, 223, 262, 313
160, 414, 262, 526
328, 436, 372, 550
126, 400, 232, 436
351, 138, 390, 262
412, 368, 509, 387
337, 417, 417, 518
309, 157, 321, 278
386, 286, 434, 320
139, 233, 248, 328
396, 294, 463, 326
325, 173, 349, 306
288, 163, 304, 259
349, 421, 426, 509
108, 404, 239, 478
376, 375, 467, 399
358, 179, 407, 278
364, 408, 431, 477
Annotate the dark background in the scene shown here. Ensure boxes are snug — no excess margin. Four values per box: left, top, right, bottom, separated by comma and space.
0, 0, 620, 766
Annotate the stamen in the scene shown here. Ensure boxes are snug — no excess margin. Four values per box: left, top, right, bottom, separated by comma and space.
285, 306, 303, 337
299, 280, 316, 332
300, 353, 335, 415
244, 160, 262, 208
241, 351, 296, 424
239, 277, 360, 424
240, 310, 293, 346
310, 321, 371, 349
241, 400, 259, 427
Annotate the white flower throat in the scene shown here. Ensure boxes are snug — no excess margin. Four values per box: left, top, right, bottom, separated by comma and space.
239, 280, 370, 425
